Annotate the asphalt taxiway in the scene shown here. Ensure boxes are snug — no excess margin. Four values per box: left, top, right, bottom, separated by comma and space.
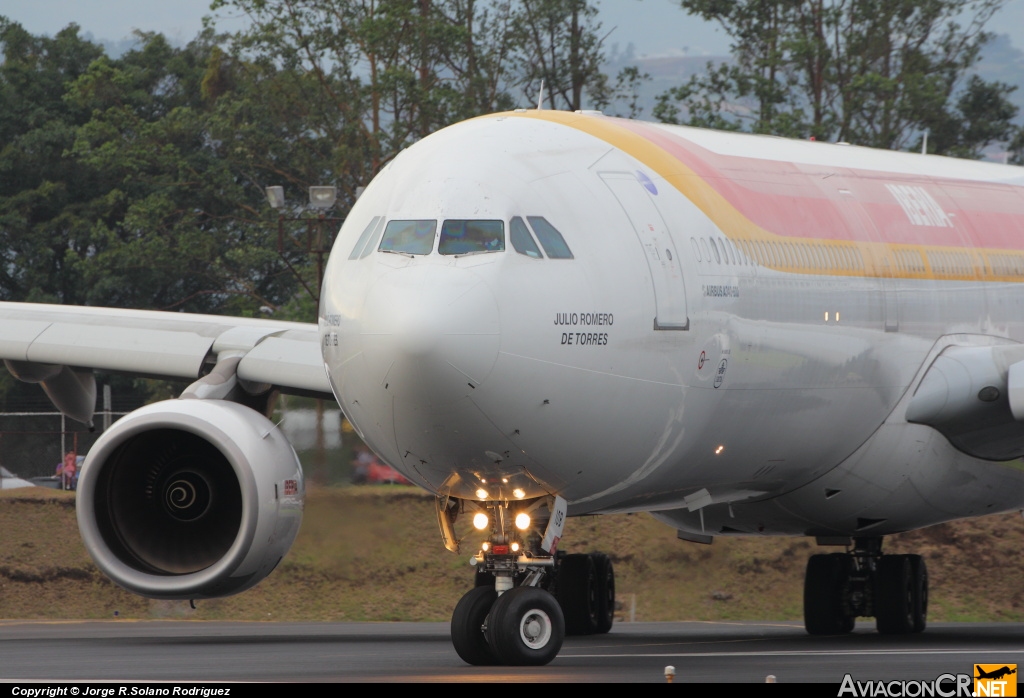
2, 620, 1022, 683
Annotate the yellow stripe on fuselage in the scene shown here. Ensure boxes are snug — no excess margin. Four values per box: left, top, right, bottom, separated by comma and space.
497, 111, 1024, 284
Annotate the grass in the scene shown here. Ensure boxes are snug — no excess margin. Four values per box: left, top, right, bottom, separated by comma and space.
2, 485, 1024, 623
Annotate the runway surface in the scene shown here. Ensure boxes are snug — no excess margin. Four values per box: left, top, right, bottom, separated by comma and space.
2, 620, 1023, 683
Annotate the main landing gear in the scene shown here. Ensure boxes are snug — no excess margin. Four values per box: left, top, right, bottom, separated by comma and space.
444, 496, 616, 666
804, 537, 928, 635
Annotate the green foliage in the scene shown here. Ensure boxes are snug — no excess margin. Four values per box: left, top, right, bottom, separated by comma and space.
0, 2, 637, 320
508, 0, 608, 111
656, 0, 1022, 157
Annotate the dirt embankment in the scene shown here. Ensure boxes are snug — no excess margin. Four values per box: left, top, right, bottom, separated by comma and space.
2, 486, 1022, 623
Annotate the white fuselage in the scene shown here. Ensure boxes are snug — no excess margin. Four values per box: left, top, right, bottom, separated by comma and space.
319, 111, 1024, 540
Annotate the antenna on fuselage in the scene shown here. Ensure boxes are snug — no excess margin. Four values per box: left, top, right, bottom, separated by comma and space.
537, 79, 545, 110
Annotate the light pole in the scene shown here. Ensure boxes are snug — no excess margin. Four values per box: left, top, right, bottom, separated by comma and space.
265, 185, 345, 486
266, 185, 345, 304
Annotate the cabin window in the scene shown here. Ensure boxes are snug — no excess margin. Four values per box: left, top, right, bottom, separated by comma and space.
690, 238, 702, 262
818, 245, 831, 269
378, 219, 436, 255
809, 244, 822, 269
700, 238, 711, 262
439, 219, 505, 255
798, 243, 810, 269
710, 238, 722, 264
510, 217, 542, 258
528, 217, 574, 259
725, 239, 737, 265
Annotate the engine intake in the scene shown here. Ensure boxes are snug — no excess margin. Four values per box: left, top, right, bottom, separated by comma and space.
77, 399, 303, 599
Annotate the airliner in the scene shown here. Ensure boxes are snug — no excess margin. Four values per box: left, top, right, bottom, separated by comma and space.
3, 109, 1024, 666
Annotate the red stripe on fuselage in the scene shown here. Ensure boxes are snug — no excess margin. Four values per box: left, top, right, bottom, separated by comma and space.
615, 120, 1024, 252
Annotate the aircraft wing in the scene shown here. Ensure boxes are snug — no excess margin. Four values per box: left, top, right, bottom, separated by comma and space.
0, 301, 331, 405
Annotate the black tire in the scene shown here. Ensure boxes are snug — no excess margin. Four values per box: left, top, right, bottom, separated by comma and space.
485, 586, 565, 666
804, 553, 855, 635
592, 553, 615, 634
556, 553, 599, 635
908, 554, 928, 633
876, 554, 914, 634
451, 586, 498, 665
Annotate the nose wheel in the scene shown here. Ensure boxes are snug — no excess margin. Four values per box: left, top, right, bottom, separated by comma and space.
451, 586, 498, 665
452, 585, 564, 666
486, 587, 564, 665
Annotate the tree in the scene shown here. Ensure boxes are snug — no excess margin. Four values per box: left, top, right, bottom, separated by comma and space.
0, 18, 108, 305
655, 0, 1019, 156
212, 0, 526, 184
507, 0, 610, 111
63, 31, 302, 315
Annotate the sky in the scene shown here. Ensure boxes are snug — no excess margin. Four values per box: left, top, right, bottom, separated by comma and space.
2, 0, 1023, 59
0, 0, 729, 57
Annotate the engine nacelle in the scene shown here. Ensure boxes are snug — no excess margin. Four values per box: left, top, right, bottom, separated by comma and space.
77, 399, 303, 599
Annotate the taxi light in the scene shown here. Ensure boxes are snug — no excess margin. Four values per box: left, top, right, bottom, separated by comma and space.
482, 541, 490, 551
515, 512, 531, 530
491, 545, 510, 555
473, 512, 489, 530
511, 542, 520, 553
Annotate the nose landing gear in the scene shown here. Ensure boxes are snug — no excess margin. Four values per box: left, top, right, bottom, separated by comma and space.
803, 537, 928, 636
446, 495, 616, 666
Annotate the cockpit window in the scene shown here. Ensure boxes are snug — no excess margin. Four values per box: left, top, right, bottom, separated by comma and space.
439, 220, 505, 255
510, 216, 543, 258
349, 216, 383, 260
527, 217, 574, 259
378, 219, 436, 255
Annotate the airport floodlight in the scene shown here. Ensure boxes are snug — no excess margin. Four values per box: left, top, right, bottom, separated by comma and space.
309, 186, 337, 209
265, 186, 285, 209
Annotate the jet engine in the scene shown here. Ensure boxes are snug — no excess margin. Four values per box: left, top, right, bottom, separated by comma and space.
76, 399, 303, 600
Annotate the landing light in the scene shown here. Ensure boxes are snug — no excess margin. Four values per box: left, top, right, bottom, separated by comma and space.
511, 542, 520, 553
473, 513, 490, 530
513, 488, 526, 499
515, 513, 531, 530
476, 488, 488, 500
482, 541, 490, 551
715, 445, 725, 455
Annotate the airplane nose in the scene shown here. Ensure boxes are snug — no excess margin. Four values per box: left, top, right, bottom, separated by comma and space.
360, 265, 500, 405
